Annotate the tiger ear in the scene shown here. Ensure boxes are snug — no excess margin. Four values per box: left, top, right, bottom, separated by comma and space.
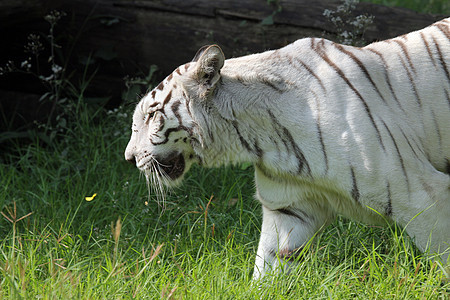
192, 45, 225, 91
191, 45, 211, 62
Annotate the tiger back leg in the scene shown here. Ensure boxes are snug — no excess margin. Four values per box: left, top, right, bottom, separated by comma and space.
395, 167, 450, 267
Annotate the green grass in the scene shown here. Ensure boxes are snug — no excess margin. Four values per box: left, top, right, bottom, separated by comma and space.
1, 103, 449, 299
1, 1, 449, 297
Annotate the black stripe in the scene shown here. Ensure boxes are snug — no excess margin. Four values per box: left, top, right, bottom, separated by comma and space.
267, 111, 296, 160
231, 120, 255, 155
393, 39, 416, 74
318, 38, 325, 49
311, 91, 328, 173
268, 111, 311, 174
254, 139, 263, 158
380, 120, 410, 193
431, 109, 442, 148
315, 45, 385, 150
366, 48, 406, 113
398, 127, 422, 161
420, 32, 437, 68
234, 75, 248, 86
398, 56, 422, 108
183, 90, 195, 121
256, 163, 282, 183
200, 109, 215, 143
156, 115, 164, 131
446, 159, 450, 175
144, 112, 152, 125
276, 208, 308, 224
261, 77, 284, 93
310, 37, 316, 50
445, 89, 450, 109
316, 120, 328, 173
151, 127, 177, 145
431, 35, 450, 84
294, 57, 326, 92
334, 44, 388, 104
399, 34, 408, 41
171, 100, 182, 125
385, 182, 393, 217
151, 125, 193, 146
156, 81, 164, 90
281, 126, 310, 174
435, 23, 450, 41
350, 167, 360, 203
162, 90, 172, 107
235, 74, 284, 93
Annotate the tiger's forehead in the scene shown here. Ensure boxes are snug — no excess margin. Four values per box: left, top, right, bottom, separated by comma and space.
139, 62, 194, 113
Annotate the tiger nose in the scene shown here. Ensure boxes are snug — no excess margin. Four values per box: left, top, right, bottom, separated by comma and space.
125, 141, 137, 165
126, 156, 136, 165
124, 150, 136, 165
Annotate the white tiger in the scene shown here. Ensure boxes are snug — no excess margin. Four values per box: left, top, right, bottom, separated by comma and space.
125, 18, 450, 279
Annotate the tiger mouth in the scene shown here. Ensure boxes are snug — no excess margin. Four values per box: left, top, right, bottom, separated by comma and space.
157, 152, 185, 180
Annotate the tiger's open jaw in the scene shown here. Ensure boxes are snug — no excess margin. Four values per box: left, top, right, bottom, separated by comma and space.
157, 152, 185, 180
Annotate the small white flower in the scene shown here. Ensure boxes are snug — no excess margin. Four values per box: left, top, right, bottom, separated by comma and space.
52, 64, 63, 74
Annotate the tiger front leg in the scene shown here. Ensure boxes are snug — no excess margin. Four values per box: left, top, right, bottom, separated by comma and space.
253, 204, 333, 280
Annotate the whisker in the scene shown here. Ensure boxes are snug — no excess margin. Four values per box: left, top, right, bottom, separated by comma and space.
140, 155, 171, 210
152, 161, 169, 208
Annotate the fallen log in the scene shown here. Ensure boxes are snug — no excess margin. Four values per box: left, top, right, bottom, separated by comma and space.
62, 0, 445, 81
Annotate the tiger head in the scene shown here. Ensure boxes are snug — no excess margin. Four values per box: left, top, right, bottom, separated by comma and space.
124, 45, 225, 187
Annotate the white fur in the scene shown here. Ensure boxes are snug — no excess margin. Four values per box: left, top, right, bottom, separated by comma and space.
125, 20, 450, 279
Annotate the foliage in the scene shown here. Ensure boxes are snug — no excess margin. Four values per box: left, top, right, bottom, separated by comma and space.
122, 65, 159, 104
323, 0, 375, 46
364, 0, 450, 14
0, 11, 100, 146
261, 0, 283, 26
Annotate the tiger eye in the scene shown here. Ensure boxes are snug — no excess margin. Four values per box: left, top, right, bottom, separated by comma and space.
145, 112, 155, 125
